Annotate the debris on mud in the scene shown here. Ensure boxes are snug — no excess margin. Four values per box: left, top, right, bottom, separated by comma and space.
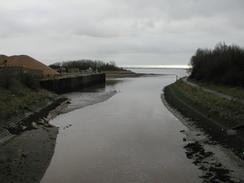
184, 141, 237, 183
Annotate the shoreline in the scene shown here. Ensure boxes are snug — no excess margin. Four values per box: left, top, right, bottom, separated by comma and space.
0, 72, 129, 183
162, 89, 244, 182
164, 80, 244, 159
0, 81, 118, 183
103, 70, 163, 78
0, 97, 69, 183
0, 97, 69, 144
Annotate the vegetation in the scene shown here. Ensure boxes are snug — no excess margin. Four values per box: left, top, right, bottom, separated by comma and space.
190, 80, 244, 100
0, 69, 41, 91
166, 80, 244, 129
190, 43, 244, 87
0, 72, 55, 124
0, 87, 53, 122
49, 60, 124, 72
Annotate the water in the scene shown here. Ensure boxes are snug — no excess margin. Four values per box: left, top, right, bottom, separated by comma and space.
130, 68, 189, 78
41, 70, 201, 183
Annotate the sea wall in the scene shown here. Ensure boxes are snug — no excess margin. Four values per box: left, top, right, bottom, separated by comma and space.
164, 82, 244, 158
40, 73, 105, 94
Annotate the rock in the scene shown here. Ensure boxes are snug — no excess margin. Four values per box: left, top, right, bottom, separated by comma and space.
31, 122, 38, 129
21, 125, 27, 131
44, 123, 53, 128
37, 119, 45, 125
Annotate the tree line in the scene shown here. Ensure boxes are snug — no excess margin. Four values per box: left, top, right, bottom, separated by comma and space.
49, 60, 124, 72
189, 43, 244, 87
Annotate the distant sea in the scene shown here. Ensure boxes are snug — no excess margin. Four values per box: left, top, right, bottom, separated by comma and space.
125, 67, 189, 78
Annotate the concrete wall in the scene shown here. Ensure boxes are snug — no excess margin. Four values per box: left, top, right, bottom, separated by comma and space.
40, 73, 105, 94
164, 84, 244, 155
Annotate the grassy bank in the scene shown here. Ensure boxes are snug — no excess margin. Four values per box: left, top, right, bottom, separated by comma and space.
189, 80, 244, 100
164, 79, 244, 158
0, 81, 56, 127
165, 79, 244, 129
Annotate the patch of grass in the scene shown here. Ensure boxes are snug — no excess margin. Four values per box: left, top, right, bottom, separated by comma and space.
170, 80, 244, 128
0, 83, 55, 125
190, 80, 244, 100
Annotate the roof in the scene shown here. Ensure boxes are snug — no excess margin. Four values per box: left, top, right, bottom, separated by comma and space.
0, 55, 59, 76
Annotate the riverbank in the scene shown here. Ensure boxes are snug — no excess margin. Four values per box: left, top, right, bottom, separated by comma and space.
0, 95, 69, 183
0, 126, 58, 183
103, 70, 160, 78
0, 82, 68, 141
164, 79, 244, 159
0, 78, 72, 183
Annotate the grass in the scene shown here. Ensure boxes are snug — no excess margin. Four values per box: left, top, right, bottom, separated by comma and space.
0, 82, 55, 125
168, 80, 244, 129
189, 79, 244, 100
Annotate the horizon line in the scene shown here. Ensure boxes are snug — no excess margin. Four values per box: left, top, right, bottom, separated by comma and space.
120, 65, 191, 69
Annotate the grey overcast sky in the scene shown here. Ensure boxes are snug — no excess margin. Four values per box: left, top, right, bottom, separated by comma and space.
0, 0, 244, 66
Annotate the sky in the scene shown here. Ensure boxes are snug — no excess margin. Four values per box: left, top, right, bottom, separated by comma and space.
0, 0, 244, 67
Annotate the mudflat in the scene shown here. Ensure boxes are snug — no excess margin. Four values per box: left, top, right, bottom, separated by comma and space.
0, 126, 58, 183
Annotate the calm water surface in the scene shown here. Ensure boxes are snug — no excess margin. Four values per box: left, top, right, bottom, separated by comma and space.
41, 72, 201, 183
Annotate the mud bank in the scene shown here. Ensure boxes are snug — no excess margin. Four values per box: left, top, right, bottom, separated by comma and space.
0, 97, 69, 183
62, 90, 117, 113
0, 127, 58, 183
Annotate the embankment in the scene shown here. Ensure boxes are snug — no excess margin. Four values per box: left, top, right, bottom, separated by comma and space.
0, 95, 69, 183
0, 74, 69, 144
0, 96, 68, 144
40, 73, 105, 94
164, 79, 244, 159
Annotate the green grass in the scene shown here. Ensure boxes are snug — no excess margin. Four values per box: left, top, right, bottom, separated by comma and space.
190, 80, 244, 100
0, 83, 55, 125
170, 80, 244, 128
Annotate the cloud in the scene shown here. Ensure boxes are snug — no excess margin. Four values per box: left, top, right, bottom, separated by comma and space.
0, 0, 244, 66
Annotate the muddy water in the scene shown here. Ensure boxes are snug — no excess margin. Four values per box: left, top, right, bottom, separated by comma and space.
41, 75, 202, 183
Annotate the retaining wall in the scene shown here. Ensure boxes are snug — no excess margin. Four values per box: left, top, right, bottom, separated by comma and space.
40, 73, 105, 94
164, 84, 244, 158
